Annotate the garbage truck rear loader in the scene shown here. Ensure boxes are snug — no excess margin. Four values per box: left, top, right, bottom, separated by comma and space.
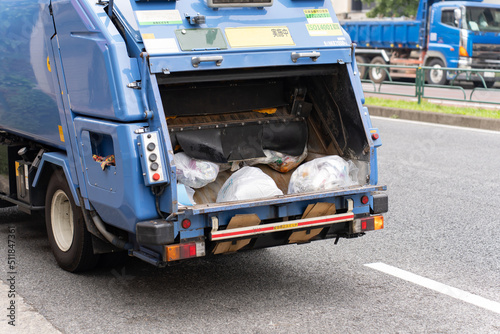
0, 0, 387, 271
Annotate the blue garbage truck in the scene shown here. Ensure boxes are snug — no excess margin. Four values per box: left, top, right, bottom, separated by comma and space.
0, 0, 387, 272
341, 0, 500, 87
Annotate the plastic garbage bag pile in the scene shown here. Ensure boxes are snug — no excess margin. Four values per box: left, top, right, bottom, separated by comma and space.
174, 149, 357, 204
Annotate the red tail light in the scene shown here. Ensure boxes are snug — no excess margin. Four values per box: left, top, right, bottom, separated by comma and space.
361, 196, 369, 205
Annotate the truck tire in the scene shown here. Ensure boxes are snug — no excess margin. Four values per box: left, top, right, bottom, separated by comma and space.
473, 81, 495, 89
355, 56, 368, 79
368, 56, 387, 83
45, 171, 99, 272
426, 59, 448, 85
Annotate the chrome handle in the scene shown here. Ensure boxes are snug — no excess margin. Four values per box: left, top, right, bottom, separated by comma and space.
291, 51, 321, 63
191, 56, 223, 68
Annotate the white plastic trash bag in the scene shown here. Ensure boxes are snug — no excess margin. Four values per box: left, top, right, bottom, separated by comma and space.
216, 166, 283, 203
288, 156, 358, 194
174, 152, 219, 189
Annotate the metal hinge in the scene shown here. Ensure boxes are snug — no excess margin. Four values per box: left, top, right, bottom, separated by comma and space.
185, 13, 206, 25
127, 81, 141, 90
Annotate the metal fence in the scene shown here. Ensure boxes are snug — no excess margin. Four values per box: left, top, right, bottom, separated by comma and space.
358, 64, 500, 105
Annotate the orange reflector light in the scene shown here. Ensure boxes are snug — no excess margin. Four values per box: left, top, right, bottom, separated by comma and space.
166, 245, 180, 261
374, 215, 384, 230
165, 241, 205, 262
459, 46, 469, 57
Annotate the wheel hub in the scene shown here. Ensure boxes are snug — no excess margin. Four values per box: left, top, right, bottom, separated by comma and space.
430, 65, 444, 83
51, 190, 74, 252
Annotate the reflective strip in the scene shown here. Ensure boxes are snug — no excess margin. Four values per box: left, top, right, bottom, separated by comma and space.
211, 212, 354, 241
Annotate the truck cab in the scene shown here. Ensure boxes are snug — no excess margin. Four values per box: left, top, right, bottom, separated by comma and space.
340, 0, 500, 86
427, 1, 500, 86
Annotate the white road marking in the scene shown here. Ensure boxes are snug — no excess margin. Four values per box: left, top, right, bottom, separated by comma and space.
0, 280, 61, 333
365, 262, 500, 315
370, 115, 500, 135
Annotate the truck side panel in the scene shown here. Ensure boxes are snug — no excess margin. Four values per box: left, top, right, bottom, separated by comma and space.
342, 20, 422, 49
50, 0, 145, 121
0, 1, 63, 148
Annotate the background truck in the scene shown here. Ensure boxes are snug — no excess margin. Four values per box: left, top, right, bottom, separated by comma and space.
341, 0, 500, 87
0, 0, 387, 272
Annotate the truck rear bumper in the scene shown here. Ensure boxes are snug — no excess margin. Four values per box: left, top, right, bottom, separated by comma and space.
211, 211, 355, 241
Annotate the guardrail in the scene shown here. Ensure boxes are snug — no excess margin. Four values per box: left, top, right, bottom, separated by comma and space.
358, 64, 500, 105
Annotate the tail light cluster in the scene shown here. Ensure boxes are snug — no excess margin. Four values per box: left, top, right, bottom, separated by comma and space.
352, 215, 384, 233
164, 241, 205, 262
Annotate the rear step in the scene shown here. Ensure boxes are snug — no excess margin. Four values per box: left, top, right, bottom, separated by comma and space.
211, 211, 355, 241
210, 199, 355, 241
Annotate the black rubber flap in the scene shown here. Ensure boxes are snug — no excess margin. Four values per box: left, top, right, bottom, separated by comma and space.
262, 120, 308, 156
176, 129, 226, 163
221, 125, 265, 161
175, 120, 307, 162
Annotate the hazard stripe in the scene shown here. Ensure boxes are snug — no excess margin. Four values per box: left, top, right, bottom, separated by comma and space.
211, 213, 354, 241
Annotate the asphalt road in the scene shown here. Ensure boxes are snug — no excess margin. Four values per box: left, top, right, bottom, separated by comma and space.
1, 117, 500, 333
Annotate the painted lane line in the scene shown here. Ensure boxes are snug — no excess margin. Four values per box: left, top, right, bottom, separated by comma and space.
365, 262, 500, 315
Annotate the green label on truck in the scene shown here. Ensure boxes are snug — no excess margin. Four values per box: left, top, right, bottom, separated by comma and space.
304, 9, 331, 19
136, 10, 182, 25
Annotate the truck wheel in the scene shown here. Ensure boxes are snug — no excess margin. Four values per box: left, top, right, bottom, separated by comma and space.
45, 171, 99, 272
368, 56, 387, 83
426, 59, 448, 85
355, 56, 368, 79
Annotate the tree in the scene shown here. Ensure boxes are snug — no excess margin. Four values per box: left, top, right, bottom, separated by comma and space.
361, 0, 420, 18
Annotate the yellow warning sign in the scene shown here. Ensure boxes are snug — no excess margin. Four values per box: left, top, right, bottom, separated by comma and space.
274, 223, 298, 231
225, 27, 295, 48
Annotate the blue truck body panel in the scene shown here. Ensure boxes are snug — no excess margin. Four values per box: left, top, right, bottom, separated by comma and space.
342, 20, 422, 50
0, 1, 62, 148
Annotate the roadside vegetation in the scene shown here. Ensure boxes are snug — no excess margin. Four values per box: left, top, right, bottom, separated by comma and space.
365, 97, 500, 119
